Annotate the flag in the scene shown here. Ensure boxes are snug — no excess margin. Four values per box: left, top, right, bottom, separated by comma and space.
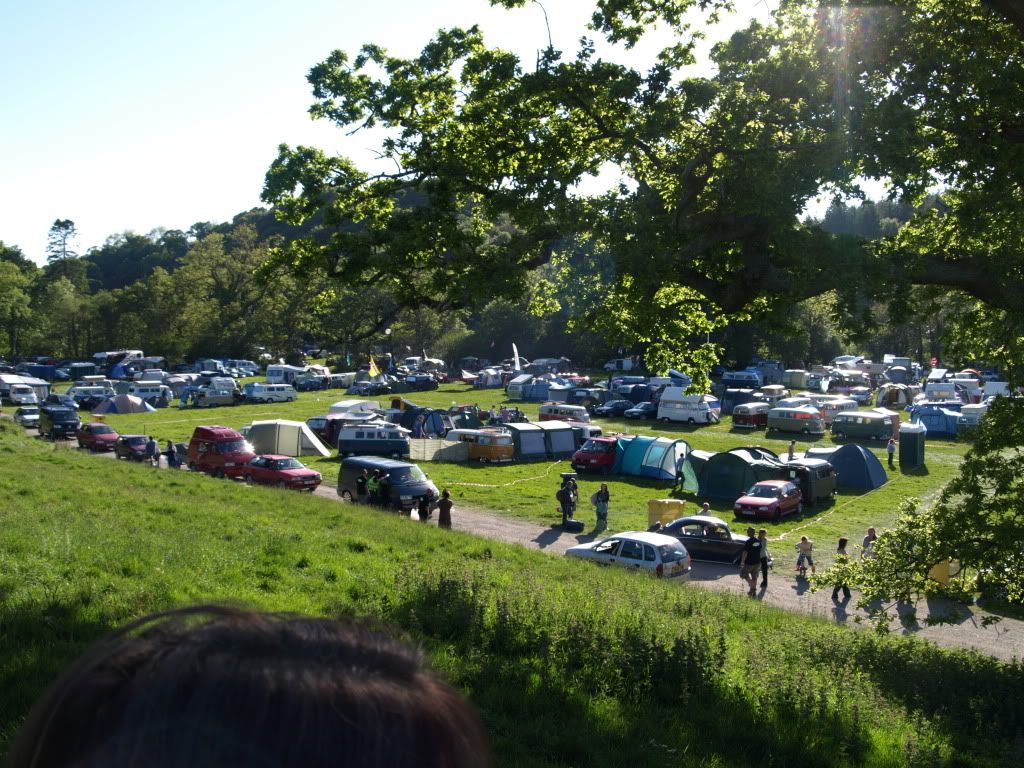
368, 357, 380, 378
512, 343, 521, 372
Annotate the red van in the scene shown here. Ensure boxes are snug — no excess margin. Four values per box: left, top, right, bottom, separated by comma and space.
186, 425, 255, 477
571, 436, 619, 474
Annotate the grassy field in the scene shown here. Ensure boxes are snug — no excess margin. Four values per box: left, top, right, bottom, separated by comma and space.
83, 383, 968, 570
0, 420, 1021, 766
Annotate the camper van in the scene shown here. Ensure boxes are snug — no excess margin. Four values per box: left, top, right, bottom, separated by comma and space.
752, 385, 789, 407
337, 423, 411, 458
336, 456, 438, 511
784, 458, 838, 504
816, 397, 859, 425
7, 383, 38, 405
657, 389, 721, 424
731, 402, 771, 429
186, 425, 256, 477
128, 383, 172, 405
829, 410, 893, 441
243, 383, 297, 403
446, 428, 515, 462
538, 403, 591, 423
266, 364, 307, 385
571, 436, 619, 474
722, 370, 761, 389
766, 406, 826, 435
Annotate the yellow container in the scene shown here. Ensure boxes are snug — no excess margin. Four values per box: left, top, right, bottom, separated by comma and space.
647, 498, 686, 526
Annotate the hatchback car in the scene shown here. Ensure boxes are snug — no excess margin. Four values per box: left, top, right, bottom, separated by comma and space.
13, 406, 40, 428
565, 531, 691, 578
240, 455, 322, 491
660, 515, 773, 564
733, 480, 803, 521
76, 422, 119, 452
593, 399, 633, 417
114, 434, 150, 461
623, 401, 658, 420
44, 393, 79, 409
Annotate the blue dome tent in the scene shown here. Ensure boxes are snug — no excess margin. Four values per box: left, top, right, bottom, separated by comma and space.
804, 444, 888, 490
612, 436, 691, 482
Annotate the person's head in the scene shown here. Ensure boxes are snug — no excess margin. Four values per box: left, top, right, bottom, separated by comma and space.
9, 606, 493, 768
441, 489, 450, 499
838, 537, 849, 549
701, 502, 710, 512
600, 483, 608, 492
758, 528, 767, 540
867, 527, 876, 538
746, 527, 756, 537
361, 468, 367, 476
800, 536, 808, 543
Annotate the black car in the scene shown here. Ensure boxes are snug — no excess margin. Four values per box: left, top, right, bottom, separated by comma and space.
593, 399, 633, 417
660, 515, 774, 565
44, 393, 78, 409
623, 401, 658, 420
38, 406, 82, 440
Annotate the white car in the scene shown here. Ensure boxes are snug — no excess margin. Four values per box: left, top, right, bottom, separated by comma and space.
565, 531, 691, 578
13, 406, 40, 428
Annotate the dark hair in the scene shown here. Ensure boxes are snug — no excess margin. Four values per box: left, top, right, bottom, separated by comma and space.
838, 537, 849, 549
9, 606, 493, 768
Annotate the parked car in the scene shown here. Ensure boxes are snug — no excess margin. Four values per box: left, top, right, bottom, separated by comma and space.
186, 425, 256, 477
565, 531, 691, 578
570, 436, 619, 474
733, 480, 803, 521
194, 388, 238, 408
660, 515, 771, 564
240, 455, 322, 491
76, 422, 119, 452
623, 401, 658, 420
44, 393, 78, 409
38, 406, 81, 440
114, 434, 150, 461
592, 399, 633, 417
13, 406, 40, 428
336, 456, 438, 511
243, 383, 297, 403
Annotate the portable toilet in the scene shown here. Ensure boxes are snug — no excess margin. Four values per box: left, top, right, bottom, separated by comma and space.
899, 421, 926, 469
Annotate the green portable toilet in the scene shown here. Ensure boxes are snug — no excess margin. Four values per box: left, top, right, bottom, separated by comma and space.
899, 421, 926, 469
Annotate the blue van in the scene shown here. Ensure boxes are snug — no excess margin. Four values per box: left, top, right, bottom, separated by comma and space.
336, 456, 437, 510
337, 423, 411, 458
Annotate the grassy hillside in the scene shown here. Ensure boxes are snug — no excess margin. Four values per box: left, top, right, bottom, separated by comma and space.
0, 420, 1020, 767
86, 383, 968, 568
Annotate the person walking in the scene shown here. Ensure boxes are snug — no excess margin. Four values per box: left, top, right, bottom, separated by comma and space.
758, 528, 771, 589
593, 483, 610, 530
355, 468, 369, 504
739, 527, 763, 597
795, 536, 816, 575
886, 437, 896, 468
437, 489, 453, 529
832, 537, 852, 601
145, 436, 159, 467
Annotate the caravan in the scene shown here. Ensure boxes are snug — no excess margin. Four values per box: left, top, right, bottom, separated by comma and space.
266, 364, 308, 385
656, 388, 720, 424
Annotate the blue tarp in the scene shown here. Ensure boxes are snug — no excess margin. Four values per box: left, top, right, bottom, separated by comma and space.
911, 406, 960, 439
803, 444, 888, 490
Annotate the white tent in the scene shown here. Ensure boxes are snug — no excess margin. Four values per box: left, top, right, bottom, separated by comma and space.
245, 419, 331, 457
328, 399, 381, 415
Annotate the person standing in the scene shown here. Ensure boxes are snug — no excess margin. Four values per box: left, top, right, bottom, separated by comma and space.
795, 536, 816, 575
145, 436, 159, 467
886, 437, 896, 468
355, 468, 369, 504
862, 527, 878, 558
437, 489, 453, 529
367, 470, 380, 506
787, 440, 796, 461
377, 472, 391, 509
739, 527, 763, 597
164, 440, 178, 470
556, 483, 571, 526
758, 528, 771, 589
417, 491, 433, 522
832, 537, 852, 601
593, 483, 610, 530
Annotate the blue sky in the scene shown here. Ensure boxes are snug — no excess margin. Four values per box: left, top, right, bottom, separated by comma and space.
1, 1, 776, 264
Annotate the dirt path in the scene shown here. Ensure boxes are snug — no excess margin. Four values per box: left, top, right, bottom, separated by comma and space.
312, 485, 1024, 662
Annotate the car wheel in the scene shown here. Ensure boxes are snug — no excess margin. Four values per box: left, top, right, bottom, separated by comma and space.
801, 427, 809, 434
340, 490, 353, 502
797, 501, 803, 515
244, 475, 254, 486
276, 481, 286, 489
214, 469, 226, 479
773, 506, 782, 522
688, 418, 695, 424
835, 431, 845, 439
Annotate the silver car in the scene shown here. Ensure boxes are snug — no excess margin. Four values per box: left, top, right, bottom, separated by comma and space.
566, 531, 691, 578
13, 406, 40, 428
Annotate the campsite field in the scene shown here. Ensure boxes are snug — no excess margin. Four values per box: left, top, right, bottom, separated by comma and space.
0, 420, 1019, 767
86, 383, 970, 568
89, 383, 969, 567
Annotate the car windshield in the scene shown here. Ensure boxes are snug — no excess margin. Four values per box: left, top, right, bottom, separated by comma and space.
20, 407, 39, 415
270, 458, 304, 470
307, 418, 327, 429
580, 440, 612, 453
746, 485, 781, 499
217, 440, 253, 454
91, 425, 115, 434
51, 412, 78, 422
127, 436, 147, 445
390, 466, 427, 484
658, 543, 688, 563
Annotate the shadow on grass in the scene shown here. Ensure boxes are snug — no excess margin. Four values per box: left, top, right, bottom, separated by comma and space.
900, 464, 931, 476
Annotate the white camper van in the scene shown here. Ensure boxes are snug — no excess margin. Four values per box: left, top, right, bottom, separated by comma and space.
657, 388, 721, 424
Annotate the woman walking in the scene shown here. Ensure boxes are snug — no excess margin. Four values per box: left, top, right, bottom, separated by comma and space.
832, 537, 852, 601
437, 489, 453, 529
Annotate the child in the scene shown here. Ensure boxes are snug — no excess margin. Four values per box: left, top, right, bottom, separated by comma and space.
795, 535, 816, 574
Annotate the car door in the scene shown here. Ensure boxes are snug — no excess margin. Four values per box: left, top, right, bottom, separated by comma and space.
783, 483, 802, 514
703, 523, 741, 562
591, 538, 621, 564
616, 540, 645, 570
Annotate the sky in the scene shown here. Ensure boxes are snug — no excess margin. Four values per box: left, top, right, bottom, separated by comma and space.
1, 0, 779, 264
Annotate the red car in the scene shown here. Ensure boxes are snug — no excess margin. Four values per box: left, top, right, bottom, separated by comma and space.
77, 422, 119, 452
571, 437, 619, 474
114, 434, 150, 461
239, 455, 322, 491
733, 480, 803, 521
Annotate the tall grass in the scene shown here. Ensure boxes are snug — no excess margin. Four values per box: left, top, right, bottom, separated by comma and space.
0, 420, 1017, 766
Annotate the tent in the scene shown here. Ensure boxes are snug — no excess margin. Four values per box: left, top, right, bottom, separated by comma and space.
329, 399, 381, 415
804, 444, 888, 490
92, 394, 156, 414
721, 388, 756, 415
886, 365, 911, 384
506, 374, 533, 401
503, 422, 548, 460
245, 419, 331, 457
911, 405, 960, 439
474, 368, 504, 389
396, 407, 453, 437
875, 383, 913, 408
698, 447, 787, 500
535, 420, 577, 459
613, 436, 691, 481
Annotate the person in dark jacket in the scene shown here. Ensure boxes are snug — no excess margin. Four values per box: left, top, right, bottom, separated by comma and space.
437, 489, 453, 529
